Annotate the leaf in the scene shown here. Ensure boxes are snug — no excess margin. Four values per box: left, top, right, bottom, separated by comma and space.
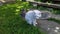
17, 6, 23, 9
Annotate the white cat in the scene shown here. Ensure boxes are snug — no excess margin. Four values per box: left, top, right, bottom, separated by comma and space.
25, 10, 42, 26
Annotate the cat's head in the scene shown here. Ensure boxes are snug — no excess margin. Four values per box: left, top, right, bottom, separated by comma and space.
33, 10, 42, 19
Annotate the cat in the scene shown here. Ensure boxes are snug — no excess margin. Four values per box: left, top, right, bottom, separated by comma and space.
25, 10, 42, 26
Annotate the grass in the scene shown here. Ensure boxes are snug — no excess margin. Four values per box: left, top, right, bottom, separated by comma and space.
1, 1, 60, 34
0, 1, 46, 34
52, 9, 60, 14
47, 18, 60, 24
37, 6, 60, 14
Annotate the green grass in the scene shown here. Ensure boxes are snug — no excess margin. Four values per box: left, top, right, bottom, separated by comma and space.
47, 18, 60, 24
0, 1, 46, 34
52, 9, 60, 14
0, 1, 60, 34
37, 6, 60, 14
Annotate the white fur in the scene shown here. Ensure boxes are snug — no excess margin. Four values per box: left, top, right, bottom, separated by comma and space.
25, 10, 41, 26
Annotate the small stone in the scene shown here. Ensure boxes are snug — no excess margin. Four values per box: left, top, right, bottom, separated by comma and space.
56, 27, 60, 30
54, 30, 58, 32
48, 28, 50, 30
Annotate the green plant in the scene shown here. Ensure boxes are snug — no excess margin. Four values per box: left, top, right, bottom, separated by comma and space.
0, 1, 46, 34
47, 18, 60, 24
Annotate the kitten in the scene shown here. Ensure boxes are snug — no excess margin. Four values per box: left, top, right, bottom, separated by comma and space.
25, 10, 41, 26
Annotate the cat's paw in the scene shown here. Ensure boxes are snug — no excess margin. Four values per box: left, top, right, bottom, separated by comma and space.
33, 23, 37, 26
33, 24, 36, 26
